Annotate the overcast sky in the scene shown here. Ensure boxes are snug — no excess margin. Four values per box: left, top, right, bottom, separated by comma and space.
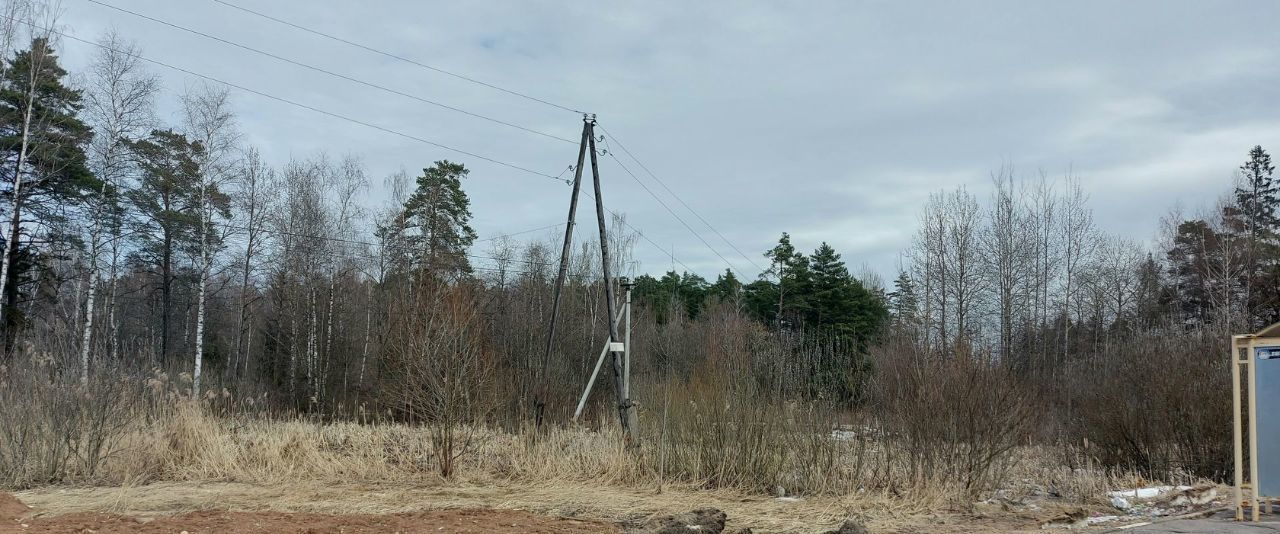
54, 0, 1280, 282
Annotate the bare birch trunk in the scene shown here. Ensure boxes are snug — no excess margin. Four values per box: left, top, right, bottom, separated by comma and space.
0, 77, 38, 336
79, 252, 98, 385
359, 282, 372, 389
194, 220, 208, 398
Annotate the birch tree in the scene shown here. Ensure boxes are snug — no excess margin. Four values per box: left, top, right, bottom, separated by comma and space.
230, 147, 272, 378
80, 30, 157, 382
980, 168, 1033, 367
181, 84, 236, 397
942, 187, 983, 354
1028, 175, 1060, 374
1059, 177, 1096, 360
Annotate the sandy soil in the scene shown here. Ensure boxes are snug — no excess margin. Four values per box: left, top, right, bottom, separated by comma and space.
4, 481, 1062, 533
2, 503, 613, 533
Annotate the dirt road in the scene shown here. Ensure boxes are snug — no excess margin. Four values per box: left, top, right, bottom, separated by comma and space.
4, 500, 612, 533
3, 480, 1065, 533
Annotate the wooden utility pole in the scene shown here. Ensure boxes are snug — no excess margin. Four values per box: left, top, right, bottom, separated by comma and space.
535, 114, 635, 442
588, 123, 634, 440
533, 116, 590, 427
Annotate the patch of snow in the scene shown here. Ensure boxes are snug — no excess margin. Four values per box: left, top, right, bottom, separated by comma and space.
830, 430, 857, 441
1086, 515, 1122, 525
1107, 485, 1191, 500
775, 496, 803, 502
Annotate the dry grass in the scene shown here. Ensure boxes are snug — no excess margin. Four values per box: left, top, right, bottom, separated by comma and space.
0, 398, 1192, 533
30, 404, 1142, 503
0, 363, 1185, 532
12, 478, 1033, 533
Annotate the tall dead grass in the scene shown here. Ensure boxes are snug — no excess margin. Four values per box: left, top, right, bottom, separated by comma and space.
0, 351, 1154, 509
0, 385, 1153, 511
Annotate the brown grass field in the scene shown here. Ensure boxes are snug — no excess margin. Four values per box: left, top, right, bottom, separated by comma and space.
0, 403, 1194, 533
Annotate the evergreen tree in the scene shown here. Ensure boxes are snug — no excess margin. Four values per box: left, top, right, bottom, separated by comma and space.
633, 270, 710, 322
126, 129, 204, 363
1233, 145, 1279, 325
709, 268, 741, 301
808, 243, 852, 328
0, 37, 94, 344
1235, 145, 1279, 243
762, 232, 811, 326
800, 243, 888, 341
678, 271, 709, 318
1166, 219, 1235, 326
1134, 253, 1166, 330
400, 160, 476, 279
887, 270, 919, 332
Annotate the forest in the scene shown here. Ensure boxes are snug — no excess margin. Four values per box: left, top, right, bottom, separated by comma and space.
0, 2, 1267, 530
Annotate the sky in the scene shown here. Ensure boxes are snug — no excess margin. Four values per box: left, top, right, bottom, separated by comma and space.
52, 0, 1280, 283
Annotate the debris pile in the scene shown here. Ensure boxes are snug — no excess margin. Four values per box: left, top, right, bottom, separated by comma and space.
1048, 484, 1222, 528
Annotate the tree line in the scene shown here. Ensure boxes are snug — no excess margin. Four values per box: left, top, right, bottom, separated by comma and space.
0, 2, 1267, 479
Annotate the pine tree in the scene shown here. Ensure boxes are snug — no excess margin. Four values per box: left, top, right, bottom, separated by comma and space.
763, 232, 811, 327
633, 270, 710, 322
0, 37, 95, 348
126, 129, 204, 364
678, 271, 709, 318
400, 160, 476, 279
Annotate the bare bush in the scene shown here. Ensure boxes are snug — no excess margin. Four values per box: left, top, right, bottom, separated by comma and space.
1063, 327, 1229, 480
0, 358, 146, 488
382, 283, 494, 478
871, 339, 1037, 496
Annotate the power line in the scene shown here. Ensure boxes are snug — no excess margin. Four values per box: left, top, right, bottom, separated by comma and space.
597, 124, 766, 275
34, 15, 696, 280
208, 0, 585, 115
476, 222, 567, 242
578, 188, 699, 276
214, 221, 559, 266
87, 4, 727, 280
26, 16, 566, 182
594, 138, 745, 279
85, 0, 578, 146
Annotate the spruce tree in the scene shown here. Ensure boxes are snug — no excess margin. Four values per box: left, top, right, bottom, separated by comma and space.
887, 270, 919, 332
809, 242, 852, 328
1236, 145, 1278, 243
1235, 145, 1279, 325
709, 268, 741, 301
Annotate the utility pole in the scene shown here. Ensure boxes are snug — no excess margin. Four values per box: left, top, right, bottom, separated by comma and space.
574, 279, 634, 426
535, 114, 636, 443
621, 277, 637, 433
533, 115, 590, 428
588, 121, 635, 441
